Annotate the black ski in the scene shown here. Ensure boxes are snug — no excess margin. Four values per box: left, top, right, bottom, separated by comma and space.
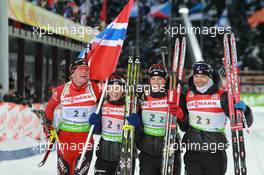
117, 50, 140, 175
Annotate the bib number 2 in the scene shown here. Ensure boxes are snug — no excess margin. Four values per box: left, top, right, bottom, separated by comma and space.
74, 110, 87, 118
196, 116, 210, 125
107, 120, 121, 130
149, 113, 165, 123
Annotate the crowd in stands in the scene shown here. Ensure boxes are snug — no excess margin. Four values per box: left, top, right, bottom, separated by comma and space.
24, 0, 264, 71
0, 77, 35, 106
27, 0, 90, 25
0, 76, 56, 106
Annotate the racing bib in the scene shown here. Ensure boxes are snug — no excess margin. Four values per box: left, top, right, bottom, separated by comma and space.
142, 110, 167, 136
101, 116, 123, 142
60, 106, 96, 132
189, 111, 227, 132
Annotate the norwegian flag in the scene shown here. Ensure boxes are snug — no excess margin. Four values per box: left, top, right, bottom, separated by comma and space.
84, 0, 134, 81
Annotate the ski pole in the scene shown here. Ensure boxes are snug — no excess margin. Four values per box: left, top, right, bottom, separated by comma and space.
37, 131, 56, 167
76, 79, 108, 170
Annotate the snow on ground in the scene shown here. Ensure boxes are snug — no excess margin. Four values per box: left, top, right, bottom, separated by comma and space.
0, 107, 263, 175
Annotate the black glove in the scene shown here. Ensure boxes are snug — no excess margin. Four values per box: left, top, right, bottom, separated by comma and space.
89, 113, 102, 133
126, 113, 141, 128
32, 109, 53, 138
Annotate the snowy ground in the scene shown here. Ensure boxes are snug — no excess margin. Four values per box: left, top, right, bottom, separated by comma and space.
1, 107, 263, 175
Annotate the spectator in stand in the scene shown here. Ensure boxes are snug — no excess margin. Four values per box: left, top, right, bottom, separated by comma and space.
79, 0, 89, 25
3, 88, 19, 103
0, 84, 3, 103
45, 0, 58, 13
9, 77, 15, 90
27, 0, 89, 25
64, 1, 80, 22
44, 84, 57, 102
56, 0, 68, 15
24, 75, 36, 104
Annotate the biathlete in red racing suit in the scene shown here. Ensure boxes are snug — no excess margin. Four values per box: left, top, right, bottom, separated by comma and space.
171, 61, 253, 175
45, 60, 101, 175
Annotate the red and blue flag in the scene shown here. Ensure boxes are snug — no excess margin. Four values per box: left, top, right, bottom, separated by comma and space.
80, 0, 134, 81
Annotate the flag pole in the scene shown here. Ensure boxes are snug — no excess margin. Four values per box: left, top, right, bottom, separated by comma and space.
136, 0, 140, 55
200, 0, 204, 54
76, 79, 108, 170
168, 0, 173, 70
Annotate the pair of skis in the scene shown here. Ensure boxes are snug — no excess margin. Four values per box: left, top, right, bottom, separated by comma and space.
161, 37, 186, 175
117, 50, 140, 175
223, 33, 247, 175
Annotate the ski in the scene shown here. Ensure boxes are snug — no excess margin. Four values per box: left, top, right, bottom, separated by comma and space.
223, 33, 247, 175
117, 49, 140, 175
161, 36, 186, 175
230, 33, 247, 175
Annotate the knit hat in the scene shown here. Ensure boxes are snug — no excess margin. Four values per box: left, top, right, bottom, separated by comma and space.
148, 64, 167, 79
192, 61, 213, 79
108, 73, 126, 86
69, 59, 88, 74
